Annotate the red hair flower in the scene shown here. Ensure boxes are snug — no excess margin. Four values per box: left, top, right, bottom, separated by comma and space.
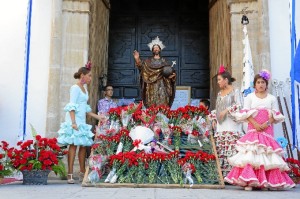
85, 61, 92, 70
218, 65, 226, 74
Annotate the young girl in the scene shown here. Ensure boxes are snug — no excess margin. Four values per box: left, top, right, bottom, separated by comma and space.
57, 63, 102, 184
225, 70, 295, 190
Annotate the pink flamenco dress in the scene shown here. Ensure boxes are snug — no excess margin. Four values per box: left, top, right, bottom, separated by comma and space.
224, 93, 295, 189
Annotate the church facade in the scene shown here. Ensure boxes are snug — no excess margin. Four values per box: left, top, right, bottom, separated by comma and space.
0, 0, 298, 144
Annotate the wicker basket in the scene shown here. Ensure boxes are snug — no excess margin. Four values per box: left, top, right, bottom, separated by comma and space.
22, 170, 50, 185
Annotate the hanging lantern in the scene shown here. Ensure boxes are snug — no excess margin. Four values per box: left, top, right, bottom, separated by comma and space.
241, 15, 249, 25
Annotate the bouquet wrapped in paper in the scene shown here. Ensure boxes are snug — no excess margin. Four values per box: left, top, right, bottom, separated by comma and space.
155, 113, 171, 145
129, 126, 154, 153
120, 102, 143, 128
88, 154, 107, 184
182, 162, 195, 187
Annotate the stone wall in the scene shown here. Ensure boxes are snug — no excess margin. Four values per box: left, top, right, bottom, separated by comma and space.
209, 0, 231, 109
228, 0, 270, 88
88, 0, 110, 125
209, 0, 270, 108
46, 0, 91, 137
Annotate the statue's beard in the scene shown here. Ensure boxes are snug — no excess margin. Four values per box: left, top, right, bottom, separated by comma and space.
152, 51, 160, 56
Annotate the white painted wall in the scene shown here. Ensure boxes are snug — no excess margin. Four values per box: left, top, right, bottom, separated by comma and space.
268, 0, 300, 151
0, 1, 52, 145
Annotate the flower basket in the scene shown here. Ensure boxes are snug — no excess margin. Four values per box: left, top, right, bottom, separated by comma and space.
22, 170, 51, 185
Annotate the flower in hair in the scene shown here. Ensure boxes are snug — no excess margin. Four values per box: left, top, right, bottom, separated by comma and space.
218, 65, 226, 74
259, 69, 271, 81
85, 61, 92, 70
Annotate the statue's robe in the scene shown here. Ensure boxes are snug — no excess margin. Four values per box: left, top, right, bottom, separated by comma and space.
136, 57, 176, 108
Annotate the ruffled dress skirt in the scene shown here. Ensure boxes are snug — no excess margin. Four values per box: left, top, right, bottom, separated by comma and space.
224, 109, 295, 189
57, 102, 94, 146
58, 122, 94, 146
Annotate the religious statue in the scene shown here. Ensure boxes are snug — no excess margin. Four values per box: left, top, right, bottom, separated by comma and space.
133, 36, 176, 108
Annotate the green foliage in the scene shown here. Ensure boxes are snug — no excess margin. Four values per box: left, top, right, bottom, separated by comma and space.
52, 159, 67, 178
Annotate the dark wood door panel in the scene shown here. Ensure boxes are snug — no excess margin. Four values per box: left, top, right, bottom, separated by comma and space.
108, 0, 209, 100
181, 31, 209, 69
107, 69, 138, 85
108, 29, 136, 67
192, 88, 210, 99
138, 16, 178, 56
112, 86, 141, 100
180, 70, 210, 87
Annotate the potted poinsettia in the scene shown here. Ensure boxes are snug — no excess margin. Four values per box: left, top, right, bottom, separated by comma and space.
0, 141, 13, 182
7, 135, 67, 185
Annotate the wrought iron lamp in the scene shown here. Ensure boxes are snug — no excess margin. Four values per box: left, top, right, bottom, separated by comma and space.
241, 15, 249, 25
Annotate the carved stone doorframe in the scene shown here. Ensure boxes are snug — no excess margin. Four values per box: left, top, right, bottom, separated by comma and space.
209, 0, 270, 109
46, 0, 271, 135
46, 0, 109, 137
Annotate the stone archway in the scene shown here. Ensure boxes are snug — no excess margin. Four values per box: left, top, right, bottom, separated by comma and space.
46, 0, 271, 136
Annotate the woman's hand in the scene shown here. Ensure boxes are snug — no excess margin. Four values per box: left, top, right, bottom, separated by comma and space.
248, 116, 265, 132
97, 113, 108, 124
253, 122, 263, 132
71, 123, 78, 130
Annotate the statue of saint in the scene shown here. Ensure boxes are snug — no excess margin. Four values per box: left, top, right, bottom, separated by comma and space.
133, 36, 176, 108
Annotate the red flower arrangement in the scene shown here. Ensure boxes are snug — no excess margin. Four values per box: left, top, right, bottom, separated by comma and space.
0, 141, 13, 178
8, 135, 67, 176
178, 150, 216, 183
286, 157, 300, 183
108, 107, 122, 121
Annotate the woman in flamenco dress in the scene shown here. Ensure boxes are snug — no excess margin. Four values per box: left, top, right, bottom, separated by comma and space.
224, 70, 295, 191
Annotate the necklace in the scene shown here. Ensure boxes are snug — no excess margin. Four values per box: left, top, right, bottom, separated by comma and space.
220, 86, 233, 97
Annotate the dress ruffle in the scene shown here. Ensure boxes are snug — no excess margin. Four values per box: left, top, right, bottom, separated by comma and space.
225, 164, 295, 188
64, 103, 79, 112
235, 108, 285, 123
235, 109, 257, 122
86, 104, 92, 113
225, 131, 295, 189
57, 122, 94, 146
237, 131, 283, 154
271, 109, 285, 123
208, 110, 216, 121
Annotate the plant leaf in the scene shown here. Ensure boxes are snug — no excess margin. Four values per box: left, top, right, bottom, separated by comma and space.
29, 123, 38, 138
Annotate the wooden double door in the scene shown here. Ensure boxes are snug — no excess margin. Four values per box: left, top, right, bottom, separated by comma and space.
107, 0, 210, 101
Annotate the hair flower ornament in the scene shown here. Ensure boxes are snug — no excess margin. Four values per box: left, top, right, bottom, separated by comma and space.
85, 61, 92, 70
259, 69, 271, 81
218, 65, 226, 74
